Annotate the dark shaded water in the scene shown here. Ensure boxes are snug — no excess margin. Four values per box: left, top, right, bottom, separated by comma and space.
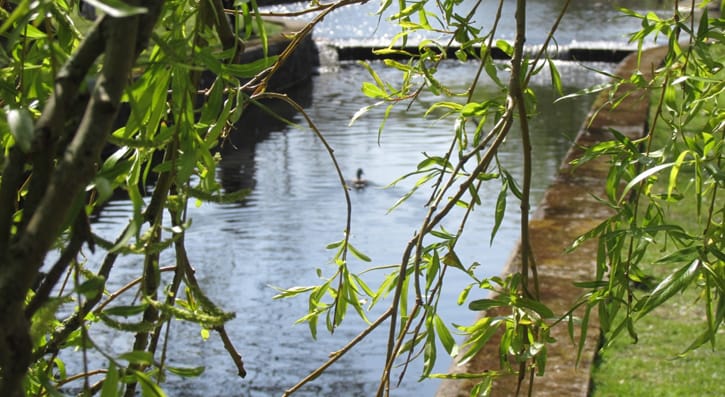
73, 59, 611, 396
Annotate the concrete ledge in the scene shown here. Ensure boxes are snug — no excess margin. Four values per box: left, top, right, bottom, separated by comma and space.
333, 45, 633, 63
435, 45, 670, 397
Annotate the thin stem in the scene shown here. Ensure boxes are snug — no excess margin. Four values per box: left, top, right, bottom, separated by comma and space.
283, 308, 393, 396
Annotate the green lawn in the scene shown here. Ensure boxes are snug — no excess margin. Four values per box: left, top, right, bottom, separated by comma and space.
591, 280, 725, 396
590, 41, 725, 395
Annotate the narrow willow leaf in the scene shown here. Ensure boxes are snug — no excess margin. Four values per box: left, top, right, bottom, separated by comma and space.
567, 313, 575, 344
249, 0, 268, 56
517, 297, 554, 319
635, 260, 700, 319
502, 170, 523, 199
457, 284, 473, 305
618, 162, 675, 204
495, 39, 513, 56
35, 371, 65, 397
349, 102, 382, 126
187, 187, 250, 204
535, 343, 548, 376
420, 331, 437, 380
167, 366, 205, 378
146, 298, 235, 328
133, 369, 166, 397
554, 82, 612, 103
76, 276, 105, 299
426, 251, 441, 290
468, 297, 507, 311
101, 362, 121, 397
361, 81, 388, 99
348, 243, 372, 262
548, 58, 563, 96
433, 314, 456, 356
103, 304, 149, 317
350, 273, 375, 298
222, 55, 280, 78
98, 314, 155, 333
271, 285, 316, 299
575, 305, 591, 366
458, 319, 499, 365
491, 183, 507, 244
119, 351, 154, 365
326, 240, 343, 249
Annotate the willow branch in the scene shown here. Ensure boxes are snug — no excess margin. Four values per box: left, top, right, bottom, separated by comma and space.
254, 92, 355, 331
244, 0, 369, 94
511, 0, 539, 299
283, 307, 393, 397
25, 210, 91, 318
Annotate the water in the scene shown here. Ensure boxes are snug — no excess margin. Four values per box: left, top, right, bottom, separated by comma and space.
56, 0, 663, 394
269, 0, 678, 48
69, 59, 612, 396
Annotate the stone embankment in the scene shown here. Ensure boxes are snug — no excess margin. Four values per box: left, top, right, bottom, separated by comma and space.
435, 45, 670, 397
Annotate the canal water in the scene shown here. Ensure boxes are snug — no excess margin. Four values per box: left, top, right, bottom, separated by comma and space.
82, 60, 610, 396
65, 1, 679, 395
271, 0, 677, 48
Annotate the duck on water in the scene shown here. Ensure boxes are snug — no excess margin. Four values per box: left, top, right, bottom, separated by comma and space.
350, 168, 368, 189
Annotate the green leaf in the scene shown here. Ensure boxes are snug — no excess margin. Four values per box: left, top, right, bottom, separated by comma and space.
619, 162, 675, 204
76, 276, 106, 299
271, 285, 316, 299
495, 39, 513, 56
420, 331, 437, 379
457, 284, 473, 305
167, 365, 205, 378
326, 240, 343, 249
103, 304, 149, 317
433, 314, 457, 356
457, 317, 500, 365
468, 297, 507, 311
119, 351, 155, 365
517, 297, 554, 319
548, 58, 563, 96
5, 107, 34, 152
635, 260, 701, 319
100, 362, 121, 397
83, 0, 148, 17
361, 81, 388, 99
222, 56, 278, 78
576, 305, 592, 366
348, 243, 372, 262
491, 182, 507, 244
132, 369, 166, 397
426, 251, 441, 290
0, 0, 31, 36
442, 250, 465, 272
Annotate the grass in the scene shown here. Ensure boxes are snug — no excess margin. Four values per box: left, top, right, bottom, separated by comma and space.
590, 174, 725, 396
590, 270, 725, 396
589, 42, 725, 395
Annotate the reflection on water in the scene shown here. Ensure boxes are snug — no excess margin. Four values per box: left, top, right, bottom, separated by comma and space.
269, 0, 676, 47
72, 60, 612, 396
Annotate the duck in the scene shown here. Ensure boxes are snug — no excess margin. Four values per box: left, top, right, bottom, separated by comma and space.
350, 168, 368, 189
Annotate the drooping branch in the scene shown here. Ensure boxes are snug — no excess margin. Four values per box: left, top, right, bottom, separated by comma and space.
0, 3, 165, 395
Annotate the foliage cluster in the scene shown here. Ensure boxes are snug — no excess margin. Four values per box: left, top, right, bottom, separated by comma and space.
0, 0, 722, 397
